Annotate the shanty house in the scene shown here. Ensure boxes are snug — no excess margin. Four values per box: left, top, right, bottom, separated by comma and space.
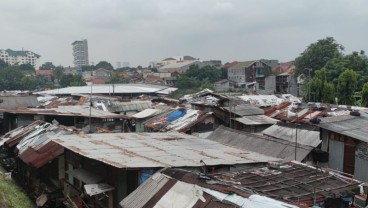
121, 162, 362, 208
0, 105, 132, 133
52, 132, 280, 208
318, 115, 368, 182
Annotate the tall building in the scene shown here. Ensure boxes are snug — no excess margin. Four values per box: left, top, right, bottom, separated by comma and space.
72, 39, 89, 67
0, 49, 41, 69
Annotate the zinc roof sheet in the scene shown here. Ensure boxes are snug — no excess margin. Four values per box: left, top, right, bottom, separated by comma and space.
223, 104, 264, 116
53, 132, 280, 169
262, 125, 321, 147
207, 126, 313, 162
319, 115, 368, 143
233, 115, 278, 125
132, 109, 160, 119
0, 106, 128, 119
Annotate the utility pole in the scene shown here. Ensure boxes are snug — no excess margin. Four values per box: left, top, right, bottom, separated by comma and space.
308, 68, 312, 102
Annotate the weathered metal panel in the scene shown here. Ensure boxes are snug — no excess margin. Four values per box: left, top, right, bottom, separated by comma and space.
120, 173, 170, 208
354, 157, 368, 182
53, 131, 281, 169
263, 124, 321, 147
328, 140, 344, 172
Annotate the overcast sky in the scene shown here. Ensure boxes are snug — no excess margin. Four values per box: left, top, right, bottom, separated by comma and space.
1, 0, 367, 67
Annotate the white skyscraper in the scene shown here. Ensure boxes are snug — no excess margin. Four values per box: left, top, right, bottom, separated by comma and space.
72, 39, 89, 67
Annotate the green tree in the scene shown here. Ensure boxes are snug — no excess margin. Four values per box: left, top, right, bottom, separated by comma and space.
0, 67, 25, 90
304, 68, 335, 103
96, 61, 113, 70
60, 74, 86, 87
337, 69, 358, 105
19, 63, 35, 73
0, 59, 8, 70
295, 37, 344, 76
40, 62, 56, 70
361, 83, 368, 107
175, 76, 200, 89
106, 72, 128, 84
20, 76, 38, 90
185, 65, 221, 83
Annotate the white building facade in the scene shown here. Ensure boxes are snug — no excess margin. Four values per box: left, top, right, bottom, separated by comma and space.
72, 39, 89, 67
0, 49, 41, 69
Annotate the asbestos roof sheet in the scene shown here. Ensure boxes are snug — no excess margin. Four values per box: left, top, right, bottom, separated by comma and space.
34, 84, 175, 95
207, 126, 313, 162
0, 106, 128, 119
53, 132, 280, 169
132, 109, 160, 119
262, 124, 321, 147
223, 104, 264, 116
233, 115, 278, 125
318, 115, 368, 143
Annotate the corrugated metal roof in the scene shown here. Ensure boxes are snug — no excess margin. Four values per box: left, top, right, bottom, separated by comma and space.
262, 124, 321, 147
132, 109, 160, 119
0, 96, 40, 108
318, 115, 368, 143
53, 132, 280, 169
34, 84, 176, 95
223, 104, 264, 116
120, 168, 300, 208
120, 173, 171, 208
108, 101, 151, 113
206, 126, 313, 162
0, 106, 129, 119
233, 115, 278, 125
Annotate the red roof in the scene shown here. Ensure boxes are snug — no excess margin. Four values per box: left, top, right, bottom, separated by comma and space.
222, 61, 238, 69
36, 70, 53, 76
92, 78, 106, 84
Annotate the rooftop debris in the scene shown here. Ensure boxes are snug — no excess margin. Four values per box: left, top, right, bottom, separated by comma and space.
120, 168, 299, 208
209, 161, 362, 207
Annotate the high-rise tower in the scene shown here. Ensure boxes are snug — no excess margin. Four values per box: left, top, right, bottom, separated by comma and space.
72, 39, 89, 67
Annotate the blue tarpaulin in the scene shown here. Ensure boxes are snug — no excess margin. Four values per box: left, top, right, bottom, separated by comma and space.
167, 109, 187, 122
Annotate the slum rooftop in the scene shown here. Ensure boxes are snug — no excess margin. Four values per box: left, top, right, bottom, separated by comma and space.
34, 84, 177, 96
53, 131, 281, 168
318, 115, 368, 143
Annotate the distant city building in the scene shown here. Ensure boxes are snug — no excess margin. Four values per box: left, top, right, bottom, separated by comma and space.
72, 39, 89, 67
116, 61, 122, 69
122, 62, 130, 68
0, 49, 41, 69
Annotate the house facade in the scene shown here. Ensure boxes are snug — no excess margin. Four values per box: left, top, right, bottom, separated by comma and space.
319, 115, 368, 182
227, 60, 275, 92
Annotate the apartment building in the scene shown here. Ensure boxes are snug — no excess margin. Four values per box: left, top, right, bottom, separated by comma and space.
0, 49, 41, 69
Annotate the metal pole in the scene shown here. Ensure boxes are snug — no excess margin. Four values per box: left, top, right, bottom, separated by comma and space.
308, 69, 311, 102
89, 69, 93, 131
295, 119, 298, 161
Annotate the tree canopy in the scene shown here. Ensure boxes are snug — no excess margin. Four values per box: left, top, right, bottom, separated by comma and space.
96, 61, 113, 70
295, 37, 344, 76
337, 69, 358, 105
105, 72, 128, 84
40, 62, 56, 70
